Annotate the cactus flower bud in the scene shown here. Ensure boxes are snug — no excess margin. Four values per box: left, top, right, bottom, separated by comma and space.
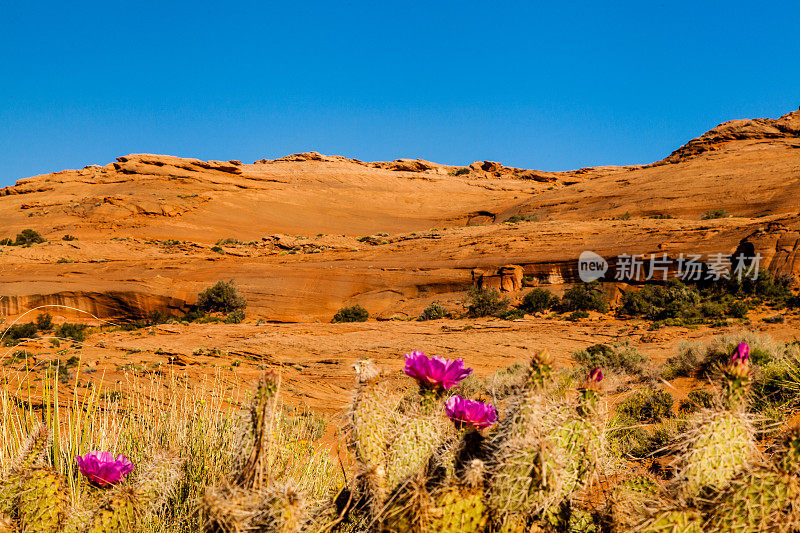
588, 367, 603, 383
731, 342, 750, 364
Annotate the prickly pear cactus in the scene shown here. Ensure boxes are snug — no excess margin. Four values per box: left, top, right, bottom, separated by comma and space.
425, 488, 488, 533
258, 483, 309, 533
608, 475, 660, 531
674, 408, 754, 498
385, 414, 446, 490
487, 403, 601, 521
568, 508, 597, 533
706, 470, 800, 532
15, 467, 67, 533
639, 509, 703, 533
495, 350, 555, 439
201, 485, 260, 533
87, 488, 137, 533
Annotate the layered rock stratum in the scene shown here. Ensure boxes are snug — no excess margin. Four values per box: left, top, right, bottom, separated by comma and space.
1, 107, 799, 322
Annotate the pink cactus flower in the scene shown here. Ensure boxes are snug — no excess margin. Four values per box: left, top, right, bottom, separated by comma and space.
76, 451, 134, 487
404, 351, 473, 390
731, 342, 750, 364
444, 395, 498, 430
589, 367, 603, 383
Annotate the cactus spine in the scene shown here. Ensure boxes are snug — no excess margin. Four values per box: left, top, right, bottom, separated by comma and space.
15, 467, 68, 533
87, 488, 137, 533
487, 351, 602, 525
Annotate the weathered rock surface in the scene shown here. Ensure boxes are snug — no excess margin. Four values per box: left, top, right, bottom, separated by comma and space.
1, 108, 800, 321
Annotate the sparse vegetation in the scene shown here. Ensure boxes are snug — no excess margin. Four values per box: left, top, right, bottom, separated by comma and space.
519, 288, 559, 314
465, 287, 510, 318
54, 322, 88, 342
61, 234, 78, 241
0, 229, 46, 247
573, 342, 649, 375
35, 312, 53, 331
196, 280, 247, 314
331, 304, 369, 323
504, 213, 539, 223
559, 281, 608, 313
701, 207, 729, 220
418, 302, 451, 321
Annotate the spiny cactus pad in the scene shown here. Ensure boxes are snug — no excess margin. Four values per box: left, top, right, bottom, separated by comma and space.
488, 400, 601, 520
15, 467, 67, 533
425, 488, 488, 533
640, 510, 704, 533
674, 409, 754, 498
706, 470, 800, 532
87, 489, 137, 533
609, 476, 661, 530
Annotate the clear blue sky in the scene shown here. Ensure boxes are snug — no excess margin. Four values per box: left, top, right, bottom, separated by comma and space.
2, 1, 798, 186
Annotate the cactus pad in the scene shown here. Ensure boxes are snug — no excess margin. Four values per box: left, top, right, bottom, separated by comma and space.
15, 467, 67, 533
674, 409, 754, 498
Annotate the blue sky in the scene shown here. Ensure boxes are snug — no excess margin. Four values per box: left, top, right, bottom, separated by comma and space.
1, 1, 798, 186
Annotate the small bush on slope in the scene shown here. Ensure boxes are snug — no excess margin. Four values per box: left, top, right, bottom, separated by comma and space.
418, 302, 451, 321
572, 342, 649, 375
465, 287, 510, 318
520, 288, 559, 314
559, 281, 608, 313
196, 280, 247, 314
332, 304, 369, 323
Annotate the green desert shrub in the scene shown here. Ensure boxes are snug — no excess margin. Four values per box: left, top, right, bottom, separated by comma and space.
196, 280, 247, 314
618, 280, 701, 321
727, 300, 749, 318
520, 288, 559, 314
572, 342, 649, 375
559, 282, 608, 313
224, 309, 245, 324
418, 302, 451, 321
1, 322, 38, 346
55, 323, 87, 343
35, 312, 53, 331
700, 301, 725, 318
701, 208, 729, 220
717, 269, 794, 304
497, 307, 526, 320
566, 310, 589, 321
679, 390, 715, 414
61, 234, 78, 241
465, 287, 510, 318
617, 387, 674, 423
331, 304, 369, 323
14, 229, 46, 246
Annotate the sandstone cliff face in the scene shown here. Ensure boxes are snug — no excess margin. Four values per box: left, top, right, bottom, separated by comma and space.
1, 108, 799, 321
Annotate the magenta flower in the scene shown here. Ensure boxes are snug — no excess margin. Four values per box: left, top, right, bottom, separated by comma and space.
445, 395, 498, 430
588, 367, 603, 383
76, 451, 134, 487
404, 351, 473, 390
731, 342, 750, 364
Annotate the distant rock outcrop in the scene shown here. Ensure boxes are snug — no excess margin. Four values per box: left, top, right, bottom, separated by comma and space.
658, 107, 800, 165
